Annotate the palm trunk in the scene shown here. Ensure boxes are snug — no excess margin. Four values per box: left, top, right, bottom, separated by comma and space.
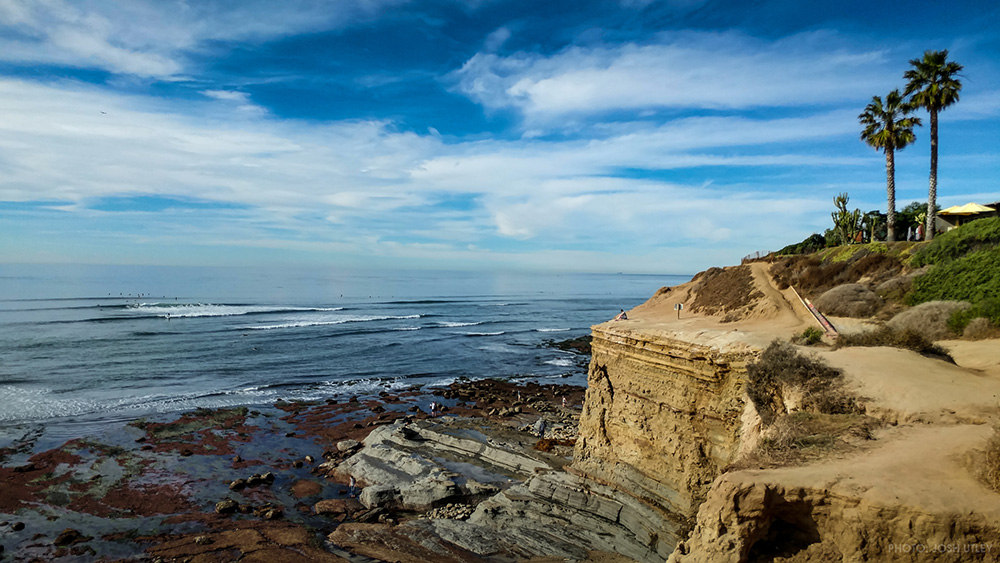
886, 145, 896, 242
926, 109, 938, 241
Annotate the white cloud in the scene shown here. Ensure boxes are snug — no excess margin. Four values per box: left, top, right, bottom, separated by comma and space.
452, 30, 895, 121
0, 0, 409, 77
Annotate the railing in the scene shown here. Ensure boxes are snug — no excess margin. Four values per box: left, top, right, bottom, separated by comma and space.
741, 250, 772, 263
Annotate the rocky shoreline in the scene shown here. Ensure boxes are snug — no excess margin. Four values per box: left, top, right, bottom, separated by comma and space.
0, 378, 618, 563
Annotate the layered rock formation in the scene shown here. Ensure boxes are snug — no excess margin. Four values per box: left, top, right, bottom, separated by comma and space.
326, 263, 1000, 562
572, 323, 757, 551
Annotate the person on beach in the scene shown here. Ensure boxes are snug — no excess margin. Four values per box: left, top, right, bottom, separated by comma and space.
349, 476, 357, 497
614, 309, 628, 321
429, 401, 437, 416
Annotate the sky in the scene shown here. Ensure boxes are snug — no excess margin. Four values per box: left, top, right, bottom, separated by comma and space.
0, 0, 998, 274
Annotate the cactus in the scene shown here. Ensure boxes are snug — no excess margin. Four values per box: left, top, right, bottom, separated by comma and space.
831, 193, 863, 245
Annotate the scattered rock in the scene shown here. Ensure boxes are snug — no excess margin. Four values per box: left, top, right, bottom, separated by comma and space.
422, 503, 475, 520
229, 478, 247, 491
254, 505, 283, 520
54, 528, 89, 546
215, 499, 239, 514
193, 535, 212, 546
12, 522, 25, 532
337, 439, 361, 452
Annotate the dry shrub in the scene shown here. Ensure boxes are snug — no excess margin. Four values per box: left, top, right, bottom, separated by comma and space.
833, 325, 953, 360
690, 265, 763, 319
887, 300, 970, 341
985, 429, 1000, 492
814, 284, 883, 318
845, 252, 903, 285
734, 411, 879, 470
770, 250, 904, 299
746, 341, 854, 425
963, 317, 998, 340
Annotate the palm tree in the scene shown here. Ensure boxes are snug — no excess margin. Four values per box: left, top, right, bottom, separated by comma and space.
904, 49, 963, 241
858, 90, 921, 242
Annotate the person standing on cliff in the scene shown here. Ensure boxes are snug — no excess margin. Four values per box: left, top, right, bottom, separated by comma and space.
614, 309, 628, 321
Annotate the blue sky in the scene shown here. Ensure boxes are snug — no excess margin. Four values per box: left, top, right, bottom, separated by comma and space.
0, 0, 998, 274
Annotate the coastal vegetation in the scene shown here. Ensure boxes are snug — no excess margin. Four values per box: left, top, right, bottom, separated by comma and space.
907, 217, 1000, 333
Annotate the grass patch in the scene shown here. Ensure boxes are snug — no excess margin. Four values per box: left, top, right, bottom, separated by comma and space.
833, 326, 952, 360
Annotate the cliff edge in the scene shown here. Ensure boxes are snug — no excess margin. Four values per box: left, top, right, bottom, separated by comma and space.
578, 262, 1000, 562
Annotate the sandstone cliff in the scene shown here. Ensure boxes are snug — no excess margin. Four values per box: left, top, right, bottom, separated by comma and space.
576, 262, 1000, 562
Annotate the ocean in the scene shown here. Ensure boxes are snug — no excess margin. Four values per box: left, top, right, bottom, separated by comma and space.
0, 264, 689, 442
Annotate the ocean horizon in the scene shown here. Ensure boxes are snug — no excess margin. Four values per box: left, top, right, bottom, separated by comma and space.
0, 263, 690, 444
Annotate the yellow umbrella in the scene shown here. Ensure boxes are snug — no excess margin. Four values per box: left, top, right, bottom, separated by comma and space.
939, 202, 994, 215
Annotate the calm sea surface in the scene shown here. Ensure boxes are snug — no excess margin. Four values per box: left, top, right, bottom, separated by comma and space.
0, 264, 690, 438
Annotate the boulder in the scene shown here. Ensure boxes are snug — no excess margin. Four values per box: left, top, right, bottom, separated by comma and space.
215, 499, 239, 514
337, 439, 361, 452
359, 485, 401, 509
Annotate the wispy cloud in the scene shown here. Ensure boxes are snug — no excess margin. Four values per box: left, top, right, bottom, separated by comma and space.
452, 30, 895, 122
0, 0, 409, 77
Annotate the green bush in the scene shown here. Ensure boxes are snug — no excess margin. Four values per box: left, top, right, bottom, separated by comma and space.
908, 246, 1000, 305
910, 216, 1000, 267
776, 233, 827, 256
797, 326, 824, 345
948, 298, 1000, 333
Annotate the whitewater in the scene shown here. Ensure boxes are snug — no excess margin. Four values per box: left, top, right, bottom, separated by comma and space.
0, 264, 688, 435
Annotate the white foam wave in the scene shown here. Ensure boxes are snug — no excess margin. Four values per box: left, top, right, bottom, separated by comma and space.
245, 314, 421, 330
536, 328, 571, 332
438, 321, 482, 327
394, 326, 421, 331
126, 303, 345, 318
544, 358, 575, 367
465, 331, 505, 336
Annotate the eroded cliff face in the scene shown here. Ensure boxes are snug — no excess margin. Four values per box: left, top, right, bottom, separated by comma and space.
572, 323, 758, 551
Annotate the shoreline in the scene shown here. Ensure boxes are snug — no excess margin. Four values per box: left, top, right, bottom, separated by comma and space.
0, 378, 589, 562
